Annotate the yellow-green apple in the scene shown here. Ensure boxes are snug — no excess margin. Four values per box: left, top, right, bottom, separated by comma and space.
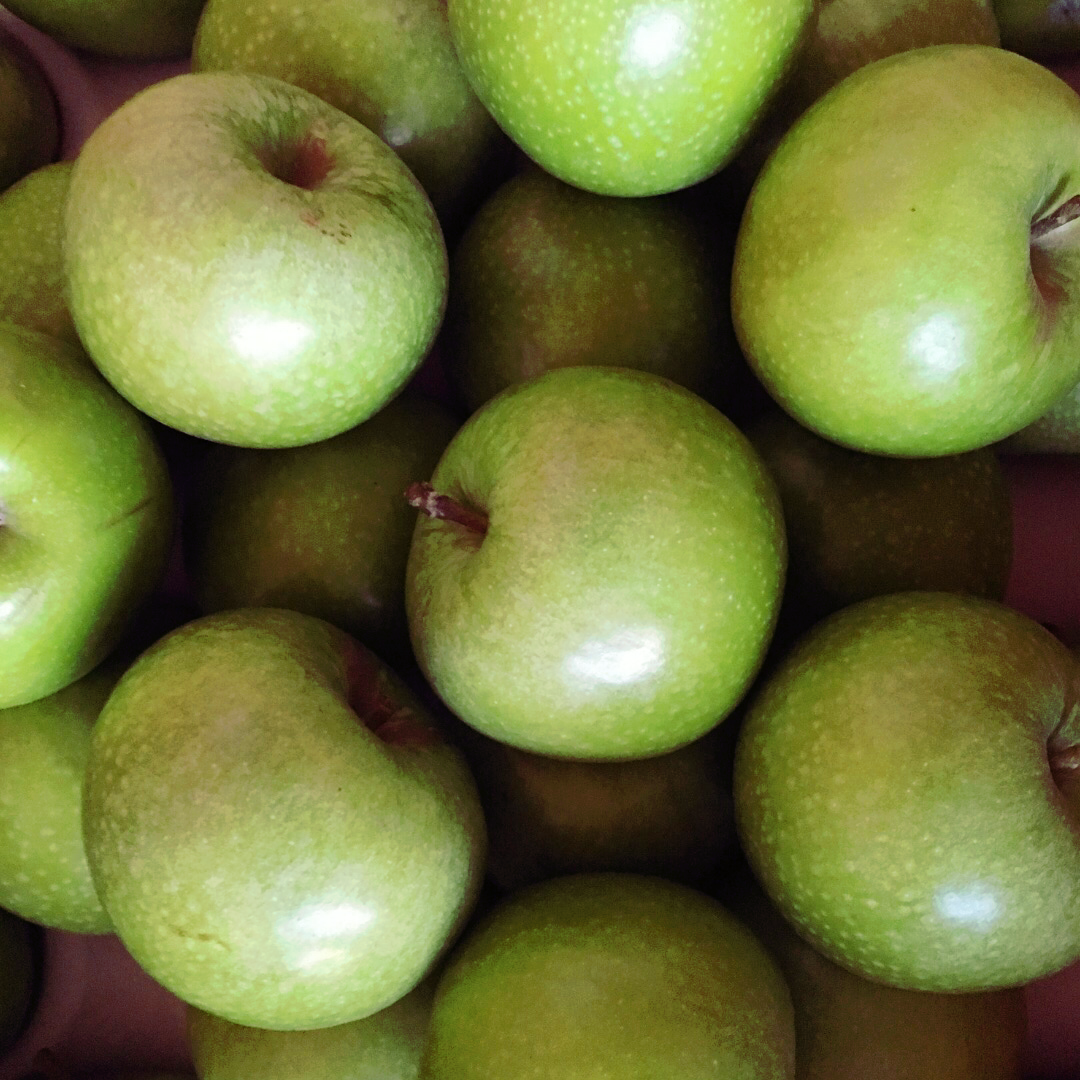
747, 409, 1013, 617
187, 979, 433, 1080
0, 161, 76, 343
733, 45, 1080, 456
192, 0, 506, 223
0, 663, 117, 933
419, 872, 796, 1079
462, 722, 737, 892
0, 25, 59, 192
720, 862, 1028, 1080
82, 608, 487, 1031
405, 366, 787, 760
0, 324, 174, 710
446, 0, 813, 196
994, 0, 1080, 56
1, 0, 205, 58
64, 72, 448, 449
185, 392, 459, 666
444, 166, 732, 413
734, 590, 1080, 992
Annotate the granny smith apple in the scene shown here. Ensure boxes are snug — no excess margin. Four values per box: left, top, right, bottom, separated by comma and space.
720, 862, 1028, 1080
185, 393, 459, 666
788, 0, 1000, 110
0, 908, 37, 1056
0, 161, 77, 344
192, 0, 505, 222
733, 44, 1080, 456
82, 608, 487, 1031
747, 408, 1013, 617
188, 979, 433, 1079
463, 721, 737, 892
64, 71, 448, 449
447, 0, 813, 196
405, 366, 787, 760
734, 590, 1080, 992
1002, 378, 1080, 451
994, 0, 1080, 57
444, 166, 731, 413
0, 663, 116, 934
420, 872, 796, 1079
0, 323, 174, 710
0, 26, 59, 193
2, 0, 205, 58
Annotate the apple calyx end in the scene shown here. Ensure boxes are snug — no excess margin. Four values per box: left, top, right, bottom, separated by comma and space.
406, 481, 489, 536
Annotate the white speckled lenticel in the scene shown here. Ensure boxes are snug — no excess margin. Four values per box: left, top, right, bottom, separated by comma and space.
447, 0, 813, 196
64, 71, 447, 450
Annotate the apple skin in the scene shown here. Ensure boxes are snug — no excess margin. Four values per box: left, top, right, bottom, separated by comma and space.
420, 872, 796, 1080
2, 0, 205, 58
462, 720, 737, 893
1002, 378, 1080, 452
187, 979, 433, 1080
184, 392, 459, 666
734, 590, 1080, 992
0, 324, 174, 710
405, 366, 787, 761
64, 71, 448, 450
732, 44, 1080, 456
993, 0, 1080, 58
82, 608, 487, 1031
719, 863, 1028, 1080
0, 161, 77, 344
0, 663, 117, 934
446, 0, 813, 196
0, 25, 59, 193
444, 167, 732, 414
192, 0, 506, 223
746, 408, 1013, 617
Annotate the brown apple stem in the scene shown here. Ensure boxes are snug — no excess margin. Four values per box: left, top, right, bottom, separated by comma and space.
1051, 742, 1080, 779
1031, 194, 1080, 242
406, 482, 488, 536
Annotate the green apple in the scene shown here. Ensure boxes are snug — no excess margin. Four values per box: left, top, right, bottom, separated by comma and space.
788, 0, 1000, 110
733, 44, 1080, 456
734, 590, 1080, 992
0, 908, 37, 1055
192, 0, 506, 222
2, 0, 205, 58
444, 166, 732, 413
188, 979, 433, 1079
463, 721, 737, 893
0, 323, 174, 710
82, 608, 487, 1031
0, 26, 59, 193
184, 393, 459, 667
405, 366, 787, 760
720, 863, 1028, 1080
994, 0, 1080, 57
420, 872, 796, 1079
747, 408, 1013, 617
0, 161, 77, 344
0, 663, 116, 934
64, 71, 448, 450
446, 0, 813, 196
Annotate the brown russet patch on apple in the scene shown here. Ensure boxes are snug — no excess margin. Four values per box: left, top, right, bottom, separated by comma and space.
168, 924, 231, 951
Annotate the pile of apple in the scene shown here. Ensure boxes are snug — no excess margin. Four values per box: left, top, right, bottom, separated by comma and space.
2, 0, 1080, 1077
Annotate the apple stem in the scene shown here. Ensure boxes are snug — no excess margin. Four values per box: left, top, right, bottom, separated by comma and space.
1031, 194, 1080, 242
406, 482, 489, 536
1051, 742, 1080, 778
